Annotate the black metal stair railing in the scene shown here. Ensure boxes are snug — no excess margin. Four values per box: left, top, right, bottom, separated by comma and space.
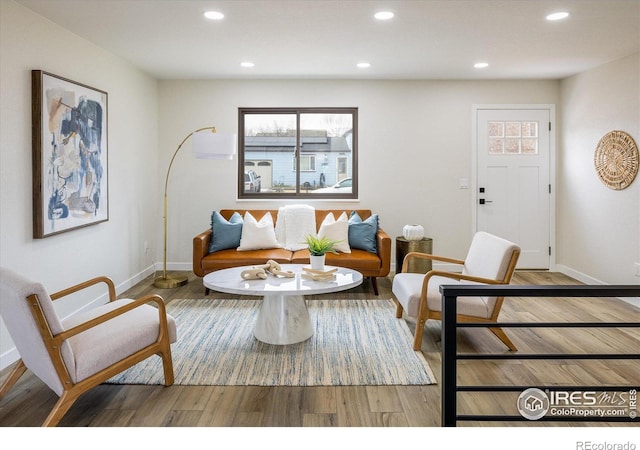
438, 284, 640, 426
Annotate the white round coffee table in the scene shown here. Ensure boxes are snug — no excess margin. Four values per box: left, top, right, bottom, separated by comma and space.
203, 264, 363, 345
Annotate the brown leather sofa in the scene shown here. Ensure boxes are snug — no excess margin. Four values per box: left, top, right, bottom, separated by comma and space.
193, 209, 391, 294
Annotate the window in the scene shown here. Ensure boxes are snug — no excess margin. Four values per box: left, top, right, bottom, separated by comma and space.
488, 121, 539, 155
294, 155, 316, 172
238, 107, 358, 199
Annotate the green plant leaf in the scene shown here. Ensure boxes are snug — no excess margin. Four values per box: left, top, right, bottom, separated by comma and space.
303, 234, 342, 256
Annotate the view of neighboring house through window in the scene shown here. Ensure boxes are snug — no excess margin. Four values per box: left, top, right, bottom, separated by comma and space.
238, 107, 357, 199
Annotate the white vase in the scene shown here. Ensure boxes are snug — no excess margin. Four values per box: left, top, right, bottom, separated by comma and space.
310, 254, 326, 271
403, 224, 425, 241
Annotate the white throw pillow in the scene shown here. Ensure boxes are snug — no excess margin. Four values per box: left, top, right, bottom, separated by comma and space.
317, 212, 351, 253
238, 212, 281, 251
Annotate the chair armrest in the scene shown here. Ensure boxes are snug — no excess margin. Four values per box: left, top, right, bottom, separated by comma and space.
53, 294, 169, 345
376, 227, 392, 276
423, 270, 506, 286
50, 276, 117, 302
193, 229, 212, 277
415, 270, 508, 304
401, 252, 465, 273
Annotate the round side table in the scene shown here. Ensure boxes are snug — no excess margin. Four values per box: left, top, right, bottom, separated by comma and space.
395, 236, 433, 273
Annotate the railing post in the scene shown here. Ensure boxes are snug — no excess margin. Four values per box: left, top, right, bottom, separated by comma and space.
441, 286, 458, 426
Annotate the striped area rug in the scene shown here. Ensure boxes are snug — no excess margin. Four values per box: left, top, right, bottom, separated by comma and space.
108, 298, 436, 386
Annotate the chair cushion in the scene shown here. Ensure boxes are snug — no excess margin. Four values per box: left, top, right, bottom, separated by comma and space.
462, 231, 519, 281
0, 267, 68, 396
392, 273, 492, 319
61, 299, 177, 383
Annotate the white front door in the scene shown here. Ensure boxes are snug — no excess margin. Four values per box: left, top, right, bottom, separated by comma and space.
476, 107, 552, 269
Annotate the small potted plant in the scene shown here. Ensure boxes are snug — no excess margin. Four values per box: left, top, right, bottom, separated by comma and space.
303, 234, 341, 270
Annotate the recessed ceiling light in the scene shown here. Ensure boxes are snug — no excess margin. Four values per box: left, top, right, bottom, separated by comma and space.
240, 61, 255, 68
546, 11, 570, 21
474, 62, 489, 69
357, 62, 371, 69
204, 11, 225, 20
374, 11, 394, 20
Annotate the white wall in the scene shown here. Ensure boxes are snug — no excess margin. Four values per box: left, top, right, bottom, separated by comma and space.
158, 79, 560, 268
0, 1, 159, 365
559, 53, 640, 285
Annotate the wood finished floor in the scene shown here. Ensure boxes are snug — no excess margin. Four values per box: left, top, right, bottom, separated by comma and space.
0, 270, 638, 428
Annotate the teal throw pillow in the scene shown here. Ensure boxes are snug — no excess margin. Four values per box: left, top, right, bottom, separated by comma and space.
209, 211, 243, 253
348, 211, 378, 253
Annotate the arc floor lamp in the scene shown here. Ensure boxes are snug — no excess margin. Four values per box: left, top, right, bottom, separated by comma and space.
154, 126, 236, 289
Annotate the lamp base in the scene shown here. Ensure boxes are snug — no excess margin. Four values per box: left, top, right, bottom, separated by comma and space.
154, 275, 188, 289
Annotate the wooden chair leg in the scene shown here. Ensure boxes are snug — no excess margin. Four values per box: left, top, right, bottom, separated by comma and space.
161, 348, 175, 386
0, 359, 27, 399
489, 326, 517, 351
42, 391, 78, 427
394, 300, 404, 318
413, 318, 426, 351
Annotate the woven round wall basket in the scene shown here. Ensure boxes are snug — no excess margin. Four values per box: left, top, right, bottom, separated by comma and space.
594, 130, 639, 190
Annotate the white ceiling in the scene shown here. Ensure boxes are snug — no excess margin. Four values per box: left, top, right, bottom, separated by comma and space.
15, 0, 640, 80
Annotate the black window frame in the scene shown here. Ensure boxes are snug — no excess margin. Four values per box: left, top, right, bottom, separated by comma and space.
238, 107, 358, 199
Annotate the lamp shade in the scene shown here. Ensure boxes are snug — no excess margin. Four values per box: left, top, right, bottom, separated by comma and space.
192, 130, 237, 160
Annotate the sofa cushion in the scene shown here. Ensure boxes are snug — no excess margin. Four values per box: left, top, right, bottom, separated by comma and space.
209, 211, 243, 253
348, 211, 378, 253
238, 211, 281, 251
290, 248, 380, 271
325, 249, 381, 271
202, 247, 294, 272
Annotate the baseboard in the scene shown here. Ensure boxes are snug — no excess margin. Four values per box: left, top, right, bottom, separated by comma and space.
117, 264, 157, 292
556, 264, 640, 309
555, 264, 605, 285
0, 348, 19, 372
163, 262, 193, 271
0, 265, 157, 371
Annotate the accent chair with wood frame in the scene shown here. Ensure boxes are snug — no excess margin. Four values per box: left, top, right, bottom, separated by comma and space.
392, 231, 520, 351
0, 267, 177, 426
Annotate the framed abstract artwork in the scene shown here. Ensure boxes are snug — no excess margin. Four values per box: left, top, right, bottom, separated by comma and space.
32, 70, 109, 238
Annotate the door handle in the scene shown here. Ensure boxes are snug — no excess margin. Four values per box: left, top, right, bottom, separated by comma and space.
479, 199, 493, 205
